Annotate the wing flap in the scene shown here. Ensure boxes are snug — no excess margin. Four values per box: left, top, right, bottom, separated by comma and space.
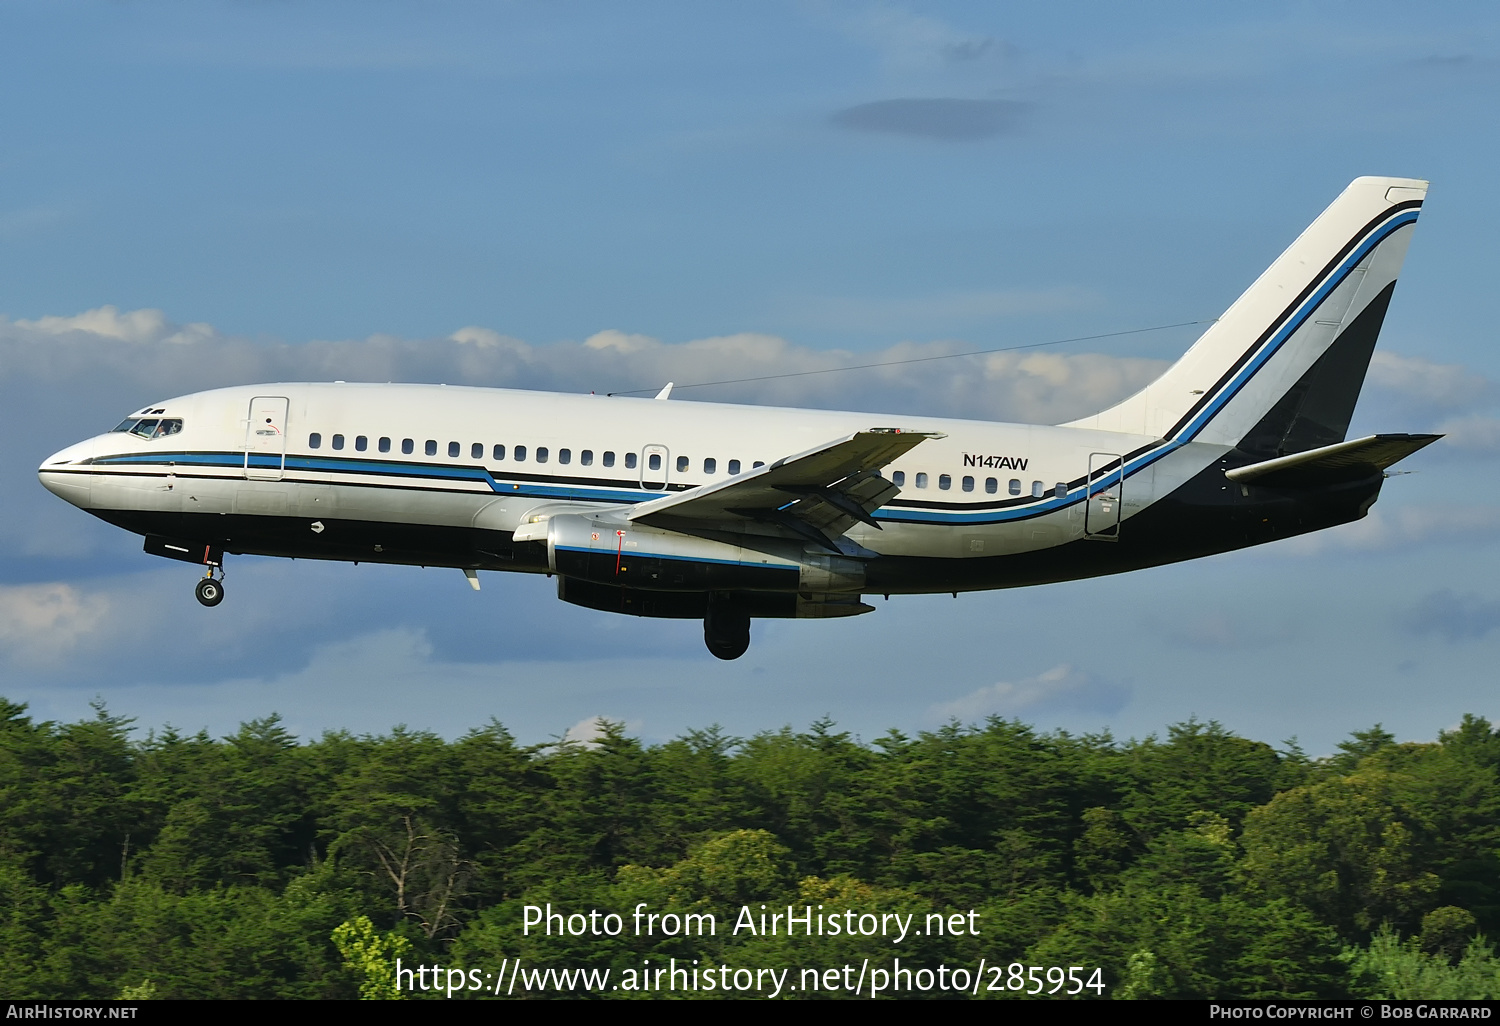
628, 428, 940, 543
1225, 433, 1442, 485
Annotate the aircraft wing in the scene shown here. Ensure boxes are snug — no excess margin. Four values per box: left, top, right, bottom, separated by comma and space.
627, 428, 942, 547
1225, 433, 1442, 486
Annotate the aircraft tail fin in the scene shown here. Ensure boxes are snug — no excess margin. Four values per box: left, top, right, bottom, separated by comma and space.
1065, 177, 1426, 451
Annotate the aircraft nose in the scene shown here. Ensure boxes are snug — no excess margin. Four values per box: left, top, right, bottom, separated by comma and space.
38, 438, 96, 507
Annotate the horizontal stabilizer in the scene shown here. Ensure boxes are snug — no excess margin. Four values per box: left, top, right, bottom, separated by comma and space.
1225, 433, 1441, 485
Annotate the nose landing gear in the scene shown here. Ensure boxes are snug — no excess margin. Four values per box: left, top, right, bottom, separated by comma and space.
195, 567, 225, 607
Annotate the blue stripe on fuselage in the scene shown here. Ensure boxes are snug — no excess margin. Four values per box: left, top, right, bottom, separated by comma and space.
86, 214, 1418, 535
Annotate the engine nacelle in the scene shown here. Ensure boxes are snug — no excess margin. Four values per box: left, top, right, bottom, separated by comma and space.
538, 513, 866, 594
797, 552, 866, 593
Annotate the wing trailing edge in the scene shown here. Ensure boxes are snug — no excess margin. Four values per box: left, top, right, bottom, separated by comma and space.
628, 428, 942, 545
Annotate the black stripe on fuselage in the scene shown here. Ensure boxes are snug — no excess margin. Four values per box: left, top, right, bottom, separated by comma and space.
95, 455, 1384, 598
84, 453, 694, 494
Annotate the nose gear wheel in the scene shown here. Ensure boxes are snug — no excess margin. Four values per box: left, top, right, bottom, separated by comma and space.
195, 566, 225, 607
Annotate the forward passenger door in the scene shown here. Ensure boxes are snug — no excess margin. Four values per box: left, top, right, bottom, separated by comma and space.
244, 396, 289, 481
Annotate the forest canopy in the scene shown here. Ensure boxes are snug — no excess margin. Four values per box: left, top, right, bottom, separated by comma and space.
1, 698, 1498, 1000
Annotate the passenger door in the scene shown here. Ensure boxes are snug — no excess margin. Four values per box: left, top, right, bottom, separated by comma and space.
244, 396, 289, 481
1084, 451, 1123, 541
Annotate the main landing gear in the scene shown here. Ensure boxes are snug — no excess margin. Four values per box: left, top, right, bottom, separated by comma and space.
195, 567, 225, 607
703, 605, 751, 661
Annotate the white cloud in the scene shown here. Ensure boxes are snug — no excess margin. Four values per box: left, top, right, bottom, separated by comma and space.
0, 583, 112, 665
1366, 351, 1493, 413
450, 326, 528, 351
1, 305, 1169, 424
1271, 504, 1500, 556
14, 306, 216, 346
792, 286, 1096, 332
930, 663, 1130, 721
559, 715, 641, 748
583, 329, 661, 354
1434, 415, 1500, 456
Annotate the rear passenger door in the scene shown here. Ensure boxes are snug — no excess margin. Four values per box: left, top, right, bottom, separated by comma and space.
1084, 451, 1122, 541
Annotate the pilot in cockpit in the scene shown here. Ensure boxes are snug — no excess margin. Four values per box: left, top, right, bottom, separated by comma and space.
111, 417, 183, 440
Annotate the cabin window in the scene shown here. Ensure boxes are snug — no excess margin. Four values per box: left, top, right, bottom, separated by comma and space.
985, 477, 997, 494
537, 447, 549, 463
1054, 482, 1066, 499
892, 470, 905, 487
425, 440, 437, 456
1008, 478, 1021, 496
704, 458, 716, 474
648, 453, 661, 471
514, 445, 527, 462
355, 435, 368, 452
309, 433, 322, 449
1032, 480, 1044, 498
603, 451, 616, 467
581, 450, 594, 466
962, 475, 975, 492
448, 441, 460, 458
378, 437, 391, 453
471, 443, 483, 460
915, 472, 928, 489
493, 444, 505, 460
402, 438, 414, 454
728, 459, 741, 475
332, 434, 345, 451
939, 474, 952, 490
676, 455, 689, 473
625, 452, 637, 469
559, 448, 571, 465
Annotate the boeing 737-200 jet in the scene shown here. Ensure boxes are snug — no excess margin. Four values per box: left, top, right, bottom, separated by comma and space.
39, 177, 1440, 659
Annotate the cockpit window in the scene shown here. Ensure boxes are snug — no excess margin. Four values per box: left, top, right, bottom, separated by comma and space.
112, 418, 182, 439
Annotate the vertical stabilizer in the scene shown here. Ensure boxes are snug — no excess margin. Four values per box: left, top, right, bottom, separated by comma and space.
1065, 177, 1426, 449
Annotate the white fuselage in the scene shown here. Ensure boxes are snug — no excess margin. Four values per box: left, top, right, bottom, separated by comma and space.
41, 381, 1233, 583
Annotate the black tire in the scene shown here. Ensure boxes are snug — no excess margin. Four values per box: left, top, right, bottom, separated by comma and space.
703, 607, 750, 660
195, 578, 225, 607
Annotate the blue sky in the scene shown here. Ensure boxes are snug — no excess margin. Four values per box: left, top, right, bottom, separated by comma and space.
3, 1, 1499, 752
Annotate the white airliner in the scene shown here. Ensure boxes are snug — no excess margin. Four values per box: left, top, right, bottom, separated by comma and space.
39, 177, 1439, 659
